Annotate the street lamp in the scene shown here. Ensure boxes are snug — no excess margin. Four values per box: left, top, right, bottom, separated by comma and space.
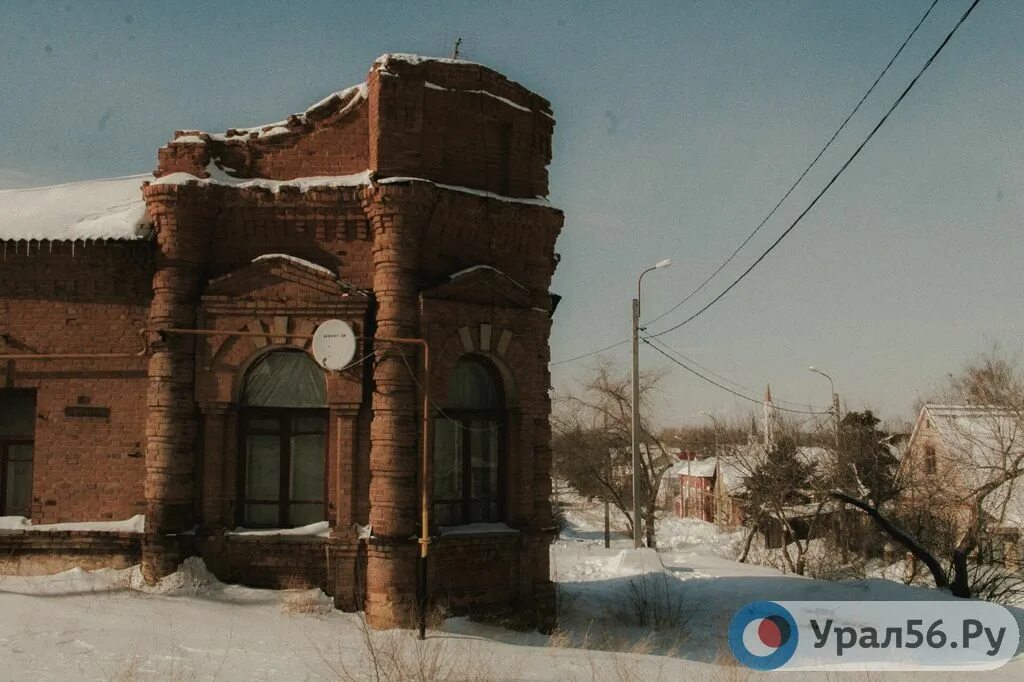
809, 366, 841, 448
698, 411, 721, 458
631, 258, 672, 549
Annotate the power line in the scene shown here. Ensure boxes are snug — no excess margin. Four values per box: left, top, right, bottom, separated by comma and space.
552, 0, 958, 366
650, 338, 830, 410
647, 0, 983, 341
550, 339, 629, 367
644, 336, 830, 415
641, 0, 941, 331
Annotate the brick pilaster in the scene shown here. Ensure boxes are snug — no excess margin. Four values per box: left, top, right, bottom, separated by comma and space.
140, 183, 216, 582
363, 184, 435, 629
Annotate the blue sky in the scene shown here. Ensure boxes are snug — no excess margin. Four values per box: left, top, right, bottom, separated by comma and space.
2, 1, 1021, 426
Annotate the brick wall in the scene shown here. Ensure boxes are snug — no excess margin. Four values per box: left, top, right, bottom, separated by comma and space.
369, 59, 554, 198
0, 243, 152, 523
0, 530, 141, 575
154, 56, 554, 201
199, 535, 329, 590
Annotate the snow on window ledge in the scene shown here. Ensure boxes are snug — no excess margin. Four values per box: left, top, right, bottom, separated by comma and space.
438, 522, 520, 538
225, 521, 331, 538
0, 514, 145, 534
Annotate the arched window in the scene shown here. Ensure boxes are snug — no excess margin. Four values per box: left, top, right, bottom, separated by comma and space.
240, 350, 327, 528
433, 356, 505, 527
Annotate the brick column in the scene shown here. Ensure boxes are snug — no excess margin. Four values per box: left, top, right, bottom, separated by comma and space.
141, 184, 214, 582
363, 185, 434, 629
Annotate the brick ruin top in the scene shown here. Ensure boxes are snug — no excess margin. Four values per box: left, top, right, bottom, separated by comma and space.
157, 53, 556, 200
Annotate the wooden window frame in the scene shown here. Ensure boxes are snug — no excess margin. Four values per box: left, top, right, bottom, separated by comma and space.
432, 356, 508, 528
237, 406, 329, 528
432, 409, 506, 528
924, 445, 937, 476
0, 389, 35, 517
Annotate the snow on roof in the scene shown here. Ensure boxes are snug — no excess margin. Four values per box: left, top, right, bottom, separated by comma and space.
252, 253, 336, 278
422, 81, 532, 114
448, 264, 528, 290
0, 174, 152, 242
153, 161, 552, 205
152, 161, 373, 193
674, 443, 838, 496
374, 53, 481, 70
378, 176, 549, 205
670, 458, 718, 478
184, 83, 369, 143
917, 404, 1024, 525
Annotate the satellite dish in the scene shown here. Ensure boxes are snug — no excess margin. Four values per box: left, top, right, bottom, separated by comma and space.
311, 319, 357, 371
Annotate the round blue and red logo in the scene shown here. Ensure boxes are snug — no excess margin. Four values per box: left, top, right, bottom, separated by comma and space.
728, 601, 798, 670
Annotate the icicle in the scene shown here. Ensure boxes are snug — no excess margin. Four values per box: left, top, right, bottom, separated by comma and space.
71, 241, 76, 258
48, 240, 53, 253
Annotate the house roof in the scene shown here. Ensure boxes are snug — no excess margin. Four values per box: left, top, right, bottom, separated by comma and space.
670, 443, 838, 496
0, 174, 152, 242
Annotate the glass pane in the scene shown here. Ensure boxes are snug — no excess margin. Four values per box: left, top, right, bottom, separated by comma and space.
247, 417, 281, 431
8, 444, 33, 461
243, 351, 326, 408
0, 391, 35, 438
432, 418, 462, 503
293, 416, 327, 433
433, 502, 462, 527
289, 503, 324, 527
245, 503, 278, 527
5, 457, 32, 517
290, 434, 325, 502
445, 359, 502, 410
469, 421, 499, 522
246, 435, 280, 501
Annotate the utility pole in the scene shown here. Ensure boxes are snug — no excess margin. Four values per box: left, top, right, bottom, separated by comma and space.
603, 413, 611, 548
630, 296, 642, 548
809, 366, 840, 448
631, 259, 671, 549
832, 392, 841, 448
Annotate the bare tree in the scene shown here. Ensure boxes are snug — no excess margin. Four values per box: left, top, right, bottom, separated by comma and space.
833, 350, 1024, 599
552, 361, 676, 547
725, 419, 835, 576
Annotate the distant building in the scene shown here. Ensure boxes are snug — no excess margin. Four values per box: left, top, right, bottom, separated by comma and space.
901, 404, 1024, 565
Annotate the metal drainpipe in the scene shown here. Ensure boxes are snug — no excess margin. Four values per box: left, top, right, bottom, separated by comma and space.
0, 329, 150, 360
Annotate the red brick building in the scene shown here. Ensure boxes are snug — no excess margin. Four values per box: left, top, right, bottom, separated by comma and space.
0, 54, 563, 629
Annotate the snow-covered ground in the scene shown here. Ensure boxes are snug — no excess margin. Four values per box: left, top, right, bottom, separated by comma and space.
1, 489, 1022, 680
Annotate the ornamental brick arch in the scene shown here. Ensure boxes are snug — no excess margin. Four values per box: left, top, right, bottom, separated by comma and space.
430, 325, 529, 409
196, 320, 310, 406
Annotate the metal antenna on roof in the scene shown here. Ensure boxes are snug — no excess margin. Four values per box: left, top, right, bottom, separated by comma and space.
451, 36, 462, 60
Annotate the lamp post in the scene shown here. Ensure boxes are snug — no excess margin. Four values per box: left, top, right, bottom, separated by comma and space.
809, 366, 841, 448
631, 258, 672, 549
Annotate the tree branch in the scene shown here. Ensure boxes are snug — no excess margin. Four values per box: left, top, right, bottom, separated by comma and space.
831, 491, 949, 589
